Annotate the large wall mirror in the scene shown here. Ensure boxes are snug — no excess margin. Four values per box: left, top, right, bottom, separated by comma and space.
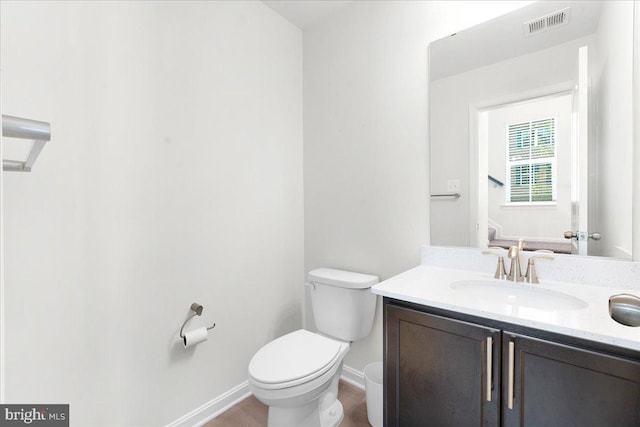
429, 0, 635, 260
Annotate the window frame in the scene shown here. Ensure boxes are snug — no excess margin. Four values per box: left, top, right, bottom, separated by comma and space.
504, 116, 558, 206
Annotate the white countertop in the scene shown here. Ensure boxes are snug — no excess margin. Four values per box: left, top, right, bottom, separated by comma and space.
372, 264, 640, 352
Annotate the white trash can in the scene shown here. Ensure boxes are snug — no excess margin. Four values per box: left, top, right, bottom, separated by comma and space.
364, 362, 383, 427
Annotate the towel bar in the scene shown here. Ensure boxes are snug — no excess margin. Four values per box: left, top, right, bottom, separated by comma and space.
2, 114, 51, 172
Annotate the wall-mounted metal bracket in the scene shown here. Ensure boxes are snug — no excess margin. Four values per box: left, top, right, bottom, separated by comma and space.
179, 302, 216, 339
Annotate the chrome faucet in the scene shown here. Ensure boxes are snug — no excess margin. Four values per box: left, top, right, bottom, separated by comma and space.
506, 240, 524, 282
485, 241, 554, 284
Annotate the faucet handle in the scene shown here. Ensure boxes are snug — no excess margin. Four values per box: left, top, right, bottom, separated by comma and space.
483, 246, 506, 254
482, 250, 507, 280
524, 253, 554, 284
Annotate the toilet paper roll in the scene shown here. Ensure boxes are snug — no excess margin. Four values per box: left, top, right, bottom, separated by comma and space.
182, 327, 208, 348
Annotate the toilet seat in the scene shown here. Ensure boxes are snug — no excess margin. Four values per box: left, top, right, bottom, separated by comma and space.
248, 329, 347, 390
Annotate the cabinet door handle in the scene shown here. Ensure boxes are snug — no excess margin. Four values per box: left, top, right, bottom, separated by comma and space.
508, 340, 515, 410
486, 336, 492, 402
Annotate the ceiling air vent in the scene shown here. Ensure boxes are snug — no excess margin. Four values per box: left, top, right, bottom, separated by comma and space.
524, 7, 570, 36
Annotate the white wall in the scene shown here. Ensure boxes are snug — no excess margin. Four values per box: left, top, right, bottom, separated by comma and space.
303, 0, 535, 372
487, 95, 573, 241
0, 1, 302, 425
430, 36, 592, 247
2, 0, 593, 423
590, 0, 634, 259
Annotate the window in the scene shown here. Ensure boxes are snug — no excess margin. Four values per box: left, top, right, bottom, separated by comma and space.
506, 117, 556, 203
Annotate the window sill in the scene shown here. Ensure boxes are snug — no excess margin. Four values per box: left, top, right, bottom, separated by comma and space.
500, 202, 557, 209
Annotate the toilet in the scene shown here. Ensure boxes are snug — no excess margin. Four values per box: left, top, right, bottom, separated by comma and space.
248, 268, 379, 427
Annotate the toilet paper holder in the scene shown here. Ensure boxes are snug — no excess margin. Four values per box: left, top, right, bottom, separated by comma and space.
179, 302, 216, 339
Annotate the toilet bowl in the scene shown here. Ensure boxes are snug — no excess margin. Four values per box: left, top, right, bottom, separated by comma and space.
248, 330, 350, 427
247, 268, 379, 427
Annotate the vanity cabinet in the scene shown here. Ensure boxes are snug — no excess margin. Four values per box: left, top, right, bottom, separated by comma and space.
385, 301, 640, 427
503, 332, 640, 426
385, 304, 501, 426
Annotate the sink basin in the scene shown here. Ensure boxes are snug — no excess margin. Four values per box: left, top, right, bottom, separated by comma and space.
450, 280, 588, 311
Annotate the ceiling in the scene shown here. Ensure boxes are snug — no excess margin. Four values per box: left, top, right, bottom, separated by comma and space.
429, 0, 602, 81
262, 0, 353, 29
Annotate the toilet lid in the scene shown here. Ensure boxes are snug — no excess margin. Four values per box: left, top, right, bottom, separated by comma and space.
248, 330, 343, 386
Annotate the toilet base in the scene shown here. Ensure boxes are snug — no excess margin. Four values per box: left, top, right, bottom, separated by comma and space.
265, 371, 344, 427
266, 398, 344, 427
320, 399, 344, 427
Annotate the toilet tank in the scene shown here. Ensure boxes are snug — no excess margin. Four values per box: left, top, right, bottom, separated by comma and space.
307, 268, 379, 342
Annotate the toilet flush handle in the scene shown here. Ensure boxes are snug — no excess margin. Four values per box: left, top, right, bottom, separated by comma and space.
305, 282, 316, 291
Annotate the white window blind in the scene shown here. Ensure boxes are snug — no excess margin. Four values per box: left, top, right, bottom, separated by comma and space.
506, 117, 556, 203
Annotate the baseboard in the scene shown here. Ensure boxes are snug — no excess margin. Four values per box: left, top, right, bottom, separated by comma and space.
340, 364, 365, 390
165, 381, 250, 427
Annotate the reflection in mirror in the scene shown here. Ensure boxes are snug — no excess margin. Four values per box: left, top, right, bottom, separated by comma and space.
429, 0, 634, 259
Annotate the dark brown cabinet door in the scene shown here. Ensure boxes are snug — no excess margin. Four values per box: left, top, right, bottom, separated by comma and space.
502, 332, 640, 427
386, 305, 500, 427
